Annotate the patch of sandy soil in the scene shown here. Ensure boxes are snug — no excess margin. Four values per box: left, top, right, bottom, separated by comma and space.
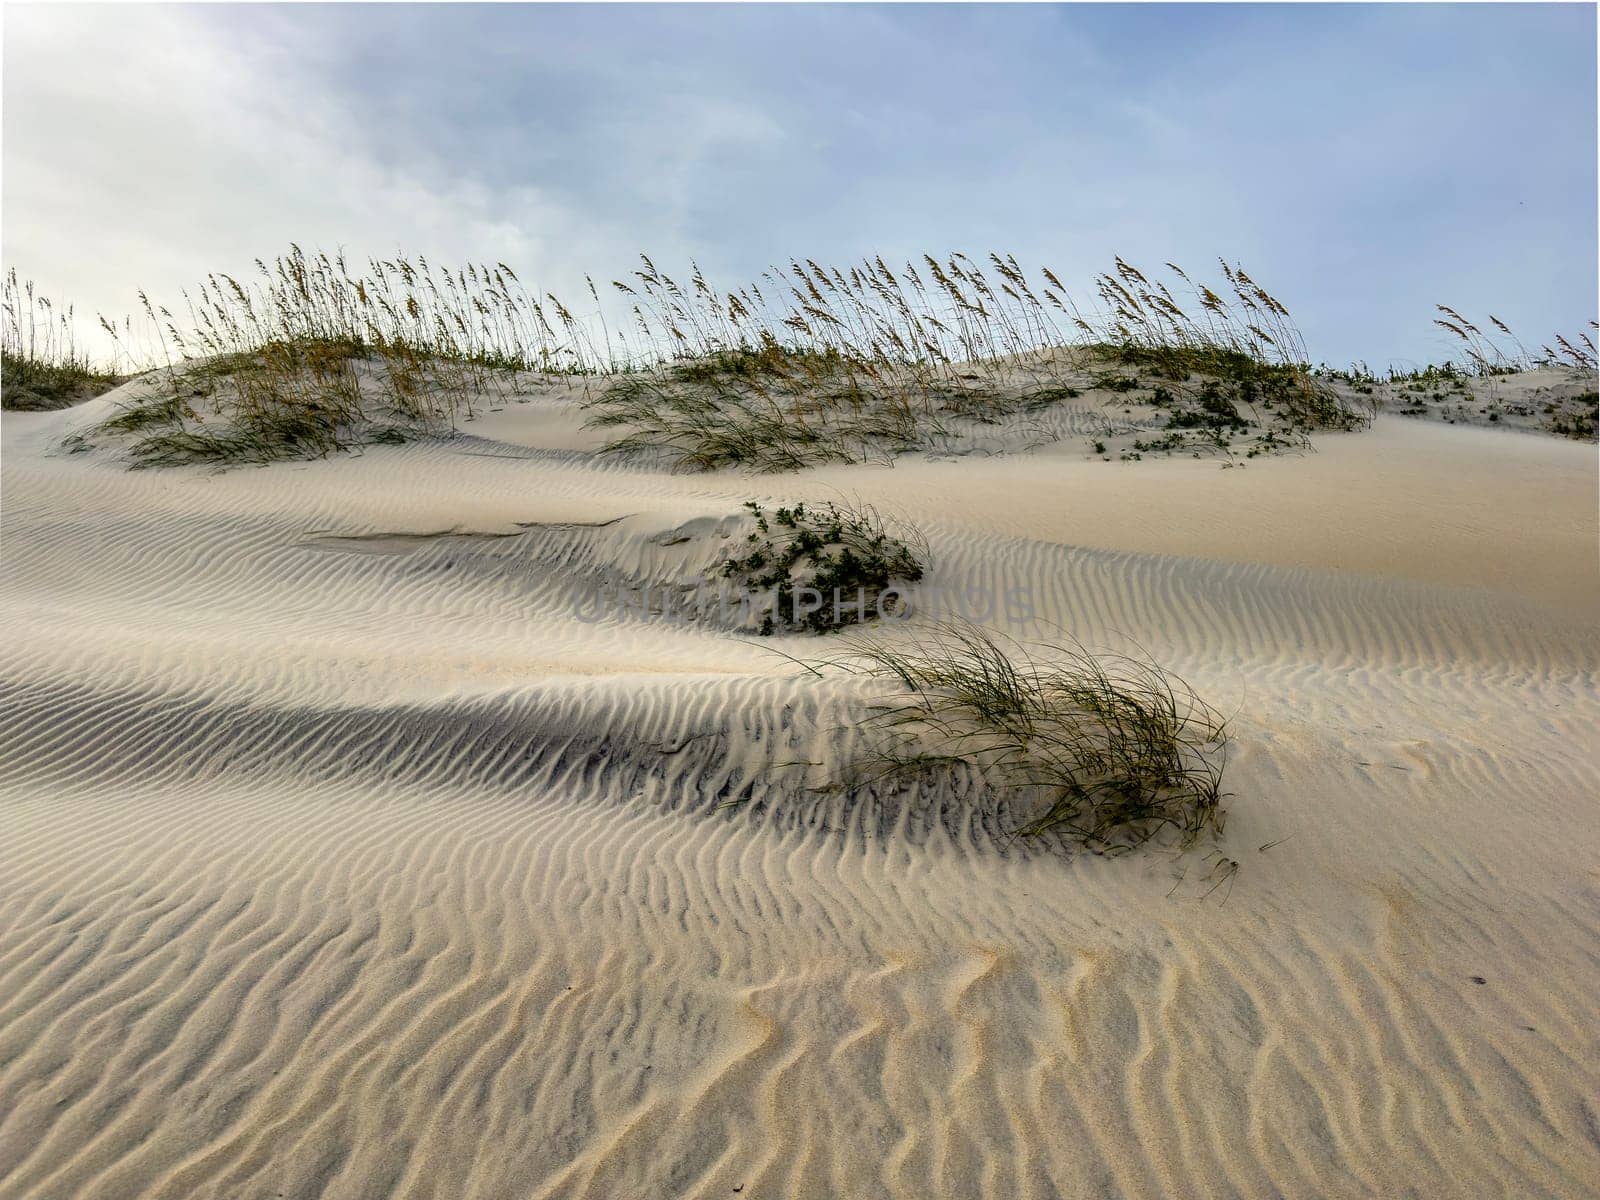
2, 374, 1597, 1199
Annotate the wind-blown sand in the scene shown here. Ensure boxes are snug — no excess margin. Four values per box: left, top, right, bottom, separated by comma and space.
2, 385, 1598, 1199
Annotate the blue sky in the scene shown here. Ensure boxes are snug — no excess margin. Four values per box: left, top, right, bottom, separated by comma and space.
4, 3, 1594, 367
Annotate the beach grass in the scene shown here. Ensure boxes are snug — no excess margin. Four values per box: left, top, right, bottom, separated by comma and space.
2, 270, 121, 410
583, 253, 1368, 470
1433, 307, 1597, 375
797, 622, 1229, 853
33, 245, 1595, 465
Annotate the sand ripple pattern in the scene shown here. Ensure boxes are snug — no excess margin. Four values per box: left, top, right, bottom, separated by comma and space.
2, 406, 1598, 1198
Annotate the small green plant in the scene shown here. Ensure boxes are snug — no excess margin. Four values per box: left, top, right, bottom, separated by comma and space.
1128, 430, 1194, 456
795, 622, 1229, 852
718, 500, 925, 634
1550, 392, 1598, 439
1167, 379, 1248, 431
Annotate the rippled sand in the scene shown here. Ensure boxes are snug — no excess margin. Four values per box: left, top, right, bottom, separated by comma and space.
2, 387, 1597, 1198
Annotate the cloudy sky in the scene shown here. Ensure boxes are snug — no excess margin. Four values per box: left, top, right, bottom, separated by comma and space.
3, 2, 1594, 367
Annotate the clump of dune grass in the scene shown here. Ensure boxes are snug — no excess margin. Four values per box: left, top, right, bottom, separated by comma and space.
67, 244, 1357, 468
2, 271, 121, 410
1087, 259, 1366, 433
795, 622, 1228, 853
156, 244, 601, 374
1107, 344, 1367, 437
718, 499, 925, 634
586, 253, 1357, 470
92, 336, 449, 467
584, 343, 932, 470
86, 246, 572, 466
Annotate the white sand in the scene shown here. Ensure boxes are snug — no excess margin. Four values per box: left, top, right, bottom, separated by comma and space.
2, 388, 1598, 1198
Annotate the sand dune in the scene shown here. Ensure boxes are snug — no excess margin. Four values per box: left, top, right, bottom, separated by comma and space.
2, 388, 1598, 1199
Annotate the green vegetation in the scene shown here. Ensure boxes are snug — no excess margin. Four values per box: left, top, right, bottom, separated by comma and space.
2, 271, 121, 410
585, 253, 1363, 470
798, 622, 1228, 853
80, 246, 577, 465
1550, 392, 1598, 440
585, 344, 925, 472
1314, 325, 1596, 441
718, 500, 925, 634
1109, 342, 1369, 433
1, 354, 121, 412
95, 335, 462, 467
21, 243, 1592, 465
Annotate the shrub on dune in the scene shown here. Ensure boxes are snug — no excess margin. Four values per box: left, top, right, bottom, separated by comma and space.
718, 499, 926, 635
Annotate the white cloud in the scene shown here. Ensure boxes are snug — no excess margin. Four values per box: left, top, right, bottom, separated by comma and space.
2, 5, 633, 360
